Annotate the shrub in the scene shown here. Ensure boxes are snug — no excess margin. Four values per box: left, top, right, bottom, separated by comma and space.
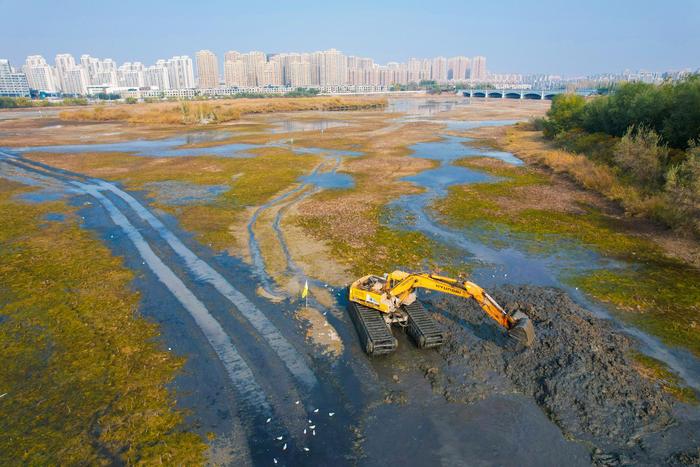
613, 126, 668, 189
663, 142, 700, 231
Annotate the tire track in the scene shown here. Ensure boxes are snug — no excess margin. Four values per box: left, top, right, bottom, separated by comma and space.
93, 179, 319, 391
71, 181, 274, 415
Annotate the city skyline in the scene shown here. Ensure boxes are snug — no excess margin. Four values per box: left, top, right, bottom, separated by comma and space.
7, 49, 496, 97
1, 0, 698, 76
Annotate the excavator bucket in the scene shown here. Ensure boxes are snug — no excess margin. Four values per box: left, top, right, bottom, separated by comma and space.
508, 311, 535, 347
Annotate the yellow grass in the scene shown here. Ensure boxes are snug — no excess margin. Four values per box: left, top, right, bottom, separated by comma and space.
59, 96, 387, 125
503, 124, 646, 212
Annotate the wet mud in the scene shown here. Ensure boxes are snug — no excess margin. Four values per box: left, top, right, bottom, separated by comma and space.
423, 285, 700, 465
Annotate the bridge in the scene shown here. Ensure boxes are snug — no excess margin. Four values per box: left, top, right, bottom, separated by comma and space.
460, 88, 598, 100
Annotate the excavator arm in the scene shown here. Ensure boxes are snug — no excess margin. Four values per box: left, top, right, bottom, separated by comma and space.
385, 271, 535, 346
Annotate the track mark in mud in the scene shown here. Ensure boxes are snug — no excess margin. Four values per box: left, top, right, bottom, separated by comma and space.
94, 179, 319, 391
73, 182, 273, 414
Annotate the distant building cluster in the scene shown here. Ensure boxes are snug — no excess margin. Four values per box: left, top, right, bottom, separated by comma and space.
2, 49, 696, 99
0, 49, 489, 97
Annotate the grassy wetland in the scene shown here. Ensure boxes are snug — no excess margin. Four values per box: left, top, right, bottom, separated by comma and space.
0, 179, 205, 463
3, 95, 700, 464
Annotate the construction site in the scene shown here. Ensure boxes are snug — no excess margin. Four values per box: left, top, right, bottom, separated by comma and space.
1, 95, 699, 465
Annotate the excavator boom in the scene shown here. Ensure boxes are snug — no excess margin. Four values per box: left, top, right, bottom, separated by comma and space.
348, 270, 535, 355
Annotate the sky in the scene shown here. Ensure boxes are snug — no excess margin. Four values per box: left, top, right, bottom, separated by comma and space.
1, 0, 698, 76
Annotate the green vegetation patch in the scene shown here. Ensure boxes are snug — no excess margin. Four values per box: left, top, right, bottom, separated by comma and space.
629, 351, 698, 404
0, 179, 205, 464
434, 157, 700, 356
296, 198, 466, 278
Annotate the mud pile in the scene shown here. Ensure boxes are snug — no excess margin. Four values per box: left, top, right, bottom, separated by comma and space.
423, 285, 689, 464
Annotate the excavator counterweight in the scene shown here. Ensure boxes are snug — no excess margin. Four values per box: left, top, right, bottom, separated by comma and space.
348, 270, 535, 355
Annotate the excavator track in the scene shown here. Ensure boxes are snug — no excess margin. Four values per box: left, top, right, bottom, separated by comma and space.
403, 301, 444, 349
348, 302, 398, 356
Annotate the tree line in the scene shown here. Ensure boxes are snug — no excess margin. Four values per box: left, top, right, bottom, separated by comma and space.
538, 76, 700, 235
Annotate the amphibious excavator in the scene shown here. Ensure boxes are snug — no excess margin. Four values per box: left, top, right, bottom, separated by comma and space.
348, 271, 535, 355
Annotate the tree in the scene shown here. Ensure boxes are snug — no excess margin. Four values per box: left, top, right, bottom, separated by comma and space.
542, 93, 586, 137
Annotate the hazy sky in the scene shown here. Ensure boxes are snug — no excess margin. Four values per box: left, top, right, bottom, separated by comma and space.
1, 0, 698, 75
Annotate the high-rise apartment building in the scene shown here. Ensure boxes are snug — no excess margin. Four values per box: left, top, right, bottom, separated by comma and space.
23, 55, 58, 92
287, 61, 312, 87
195, 50, 219, 89
166, 56, 195, 89
144, 60, 170, 90
261, 61, 282, 86
118, 62, 145, 87
241, 51, 266, 86
318, 49, 347, 86
79, 55, 117, 86
54, 53, 77, 92
471, 56, 487, 81
431, 56, 448, 82
224, 60, 246, 87
223, 51, 244, 87
54, 54, 88, 94
0, 59, 30, 97
62, 67, 89, 95
448, 56, 470, 81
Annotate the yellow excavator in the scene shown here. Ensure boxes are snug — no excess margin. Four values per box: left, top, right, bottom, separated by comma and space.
348, 270, 535, 355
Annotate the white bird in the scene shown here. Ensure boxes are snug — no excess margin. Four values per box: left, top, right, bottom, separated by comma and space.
273, 459, 278, 464
283, 443, 287, 451
295, 400, 300, 405
313, 409, 319, 413
276, 436, 283, 440
267, 418, 271, 423
309, 425, 315, 429
313, 430, 316, 436
304, 448, 310, 452
329, 412, 335, 417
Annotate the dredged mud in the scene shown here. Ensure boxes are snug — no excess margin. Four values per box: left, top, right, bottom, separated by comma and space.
423, 285, 700, 465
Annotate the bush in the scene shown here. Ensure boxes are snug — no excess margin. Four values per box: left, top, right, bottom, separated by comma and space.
555, 129, 617, 165
663, 143, 700, 231
613, 126, 668, 189
542, 94, 586, 138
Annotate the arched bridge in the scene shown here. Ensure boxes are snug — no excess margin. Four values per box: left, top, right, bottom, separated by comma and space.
461, 89, 598, 100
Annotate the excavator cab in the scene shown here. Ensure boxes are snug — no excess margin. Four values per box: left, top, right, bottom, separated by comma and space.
348, 270, 535, 356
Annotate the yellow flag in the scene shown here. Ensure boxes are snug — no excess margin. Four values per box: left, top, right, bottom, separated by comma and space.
301, 280, 309, 299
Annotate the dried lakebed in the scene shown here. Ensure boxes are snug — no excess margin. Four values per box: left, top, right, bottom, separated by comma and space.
2, 100, 700, 465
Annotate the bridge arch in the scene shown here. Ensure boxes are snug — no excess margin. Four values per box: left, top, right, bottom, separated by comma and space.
543, 93, 557, 100
473, 91, 487, 98
523, 92, 543, 100
487, 91, 503, 98
505, 92, 521, 99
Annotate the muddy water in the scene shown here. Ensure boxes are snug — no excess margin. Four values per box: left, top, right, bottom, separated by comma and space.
268, 119, 350, 134
3, 99, 700, 465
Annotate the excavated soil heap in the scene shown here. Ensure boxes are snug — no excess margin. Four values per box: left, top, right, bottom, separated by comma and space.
423, 285, 699, 465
